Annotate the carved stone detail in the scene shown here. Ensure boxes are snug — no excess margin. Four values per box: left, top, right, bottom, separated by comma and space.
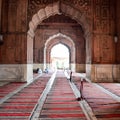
100, 35, 113, 63
93, 0, 111, 34
93, 0, 115, 64
28, 0, 91, 22
93, 34, 114, 63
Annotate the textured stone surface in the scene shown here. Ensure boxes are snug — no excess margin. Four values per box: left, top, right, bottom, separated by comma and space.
0, 0, 120, 82
0, 64, 33, 82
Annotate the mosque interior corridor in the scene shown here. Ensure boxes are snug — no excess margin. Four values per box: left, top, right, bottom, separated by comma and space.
0, 0, 120, 120
0, 70, 120, 120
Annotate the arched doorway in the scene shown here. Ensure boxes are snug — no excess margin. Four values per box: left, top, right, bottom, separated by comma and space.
44, 33, 76, 72
50, 43, 69, 70
27, 2, 91, 82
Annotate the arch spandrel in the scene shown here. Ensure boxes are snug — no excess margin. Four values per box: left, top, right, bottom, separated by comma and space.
28, 2, 91, 37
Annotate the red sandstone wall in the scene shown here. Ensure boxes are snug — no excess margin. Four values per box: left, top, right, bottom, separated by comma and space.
116, 0, 120, 63
92, 0, 115, 64
0, 0, 118, 65
0, 0, 27, 64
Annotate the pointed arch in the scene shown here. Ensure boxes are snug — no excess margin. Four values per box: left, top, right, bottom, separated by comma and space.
44, 33, 76, 71
27, 2, 90, 38
27, 1, 91, 81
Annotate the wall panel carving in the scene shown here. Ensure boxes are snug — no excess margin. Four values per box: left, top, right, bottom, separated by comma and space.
93, 35, 100, 63
93, 0, 115, 64
100, 35, 114, 63
28, 0, 91, 22
93, 34, 114, 63
93, 0, 110, 34
16, 0, 27, 32
8, 0, 17, 32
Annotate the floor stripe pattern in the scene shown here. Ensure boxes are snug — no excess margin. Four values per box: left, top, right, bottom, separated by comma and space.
73, 76, 120, 120
99, 83, 120, 97
0, 74, 52, 120
39, 71, 87, 120
0, 82, 25, 99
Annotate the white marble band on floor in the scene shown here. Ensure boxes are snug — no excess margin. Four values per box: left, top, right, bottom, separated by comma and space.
93, 83, 120, 102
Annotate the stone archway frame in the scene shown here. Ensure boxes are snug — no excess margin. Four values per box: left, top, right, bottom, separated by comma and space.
44, 33, 75, 71
27, 1, 91, 65
27, 1, 90, 38
27, 1, 91, 82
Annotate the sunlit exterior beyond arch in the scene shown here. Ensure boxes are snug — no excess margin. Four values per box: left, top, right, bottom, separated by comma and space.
44, 33, 76, 72
51, 43, 69, 70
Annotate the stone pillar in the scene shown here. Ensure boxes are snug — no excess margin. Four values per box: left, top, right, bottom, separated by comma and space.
85, 31, 93, 81
86, 33, 120, 82
90, 64, 120, 83
27, 35, 33, 82
85, 0, 120, 83
0, 64, 33, 82
0, 0, 33, 82
76, 64, 86, 73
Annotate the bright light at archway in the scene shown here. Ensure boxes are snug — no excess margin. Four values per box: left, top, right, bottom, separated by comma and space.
51, 43, 69, 69
51, 44, 69, 58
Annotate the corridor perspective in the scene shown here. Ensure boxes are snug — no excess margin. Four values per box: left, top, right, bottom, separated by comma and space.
0, 0, 120, 120
0, 70, 120, 120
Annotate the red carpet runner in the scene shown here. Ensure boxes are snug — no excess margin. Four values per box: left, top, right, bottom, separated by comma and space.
99, 83, 120, 97
39, 71, 87, 120
0, 73, 52, 120
0, 82, 25, 99
73, 74, 120, 120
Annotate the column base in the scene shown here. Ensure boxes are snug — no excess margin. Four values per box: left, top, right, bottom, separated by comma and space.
76, 64, 86, 73
0, 64, 33, 82
86, 64, 120, 83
